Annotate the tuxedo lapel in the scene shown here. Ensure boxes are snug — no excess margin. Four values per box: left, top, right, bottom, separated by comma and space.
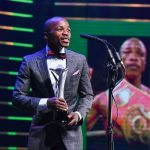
36, 49, 55, 96
66, 49, 75, 75
64, 50, 76, 97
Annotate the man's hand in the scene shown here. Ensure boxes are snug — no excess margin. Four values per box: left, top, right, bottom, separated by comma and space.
47, 97, 68, 111
68, 112, 79, 126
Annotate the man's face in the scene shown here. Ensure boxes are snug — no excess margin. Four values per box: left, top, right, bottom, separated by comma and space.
120, 39, 146, 80
45, 19, 71, 51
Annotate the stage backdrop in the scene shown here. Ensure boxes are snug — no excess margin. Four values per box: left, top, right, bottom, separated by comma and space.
0, 0, 150, 150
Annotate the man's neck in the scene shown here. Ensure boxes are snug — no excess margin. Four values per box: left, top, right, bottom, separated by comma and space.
126, 76, 142, 89
46, 45, 65, 53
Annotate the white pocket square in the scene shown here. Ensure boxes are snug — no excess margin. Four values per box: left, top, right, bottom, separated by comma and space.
72, 70, 80, 76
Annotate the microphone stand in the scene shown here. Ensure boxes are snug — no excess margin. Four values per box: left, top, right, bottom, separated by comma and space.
80, 34, 124, 150
97, 39, 118, 150
106, 62, 118, 150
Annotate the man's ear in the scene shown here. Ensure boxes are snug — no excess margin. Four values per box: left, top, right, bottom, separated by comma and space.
142, 59, 147, 72
43, 32, 48, 40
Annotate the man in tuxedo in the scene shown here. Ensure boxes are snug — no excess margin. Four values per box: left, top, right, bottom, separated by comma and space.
12, 16, 93, 150
87, 37, 150, 149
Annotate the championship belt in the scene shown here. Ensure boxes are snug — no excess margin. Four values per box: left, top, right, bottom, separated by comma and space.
111, 79, 150, 144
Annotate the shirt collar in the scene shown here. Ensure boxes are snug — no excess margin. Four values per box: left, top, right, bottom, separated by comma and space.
46, 45, 65, 56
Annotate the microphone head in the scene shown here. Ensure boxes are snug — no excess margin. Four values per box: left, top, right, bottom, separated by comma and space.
115, 52, 126, 76
80, 34, 96, 40
80, 34, 106, 43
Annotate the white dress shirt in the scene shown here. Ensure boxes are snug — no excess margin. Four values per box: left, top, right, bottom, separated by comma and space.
37, 46, 81, 120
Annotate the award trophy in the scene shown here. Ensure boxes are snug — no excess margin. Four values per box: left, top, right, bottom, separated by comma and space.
51, 68, 68, 126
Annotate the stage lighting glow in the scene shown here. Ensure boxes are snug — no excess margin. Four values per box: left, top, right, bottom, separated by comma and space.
8, 116, 32, 121
0, 86, 14, 90
0, 101, 12, 106
0, 71, 18, 76
8, 0, 33, 4
0, 25, 34, 32
0, 116, 32, 121
0, 56, 22, 61
0, 41, 33, 48
0, 11, 33, 18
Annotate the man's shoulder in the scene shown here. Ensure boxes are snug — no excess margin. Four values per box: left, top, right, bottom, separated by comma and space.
66, 49, 86, 59
92, 90, 108, 108
23, 49, 45, 60
95, 91, 107, 99
141, 84, 150, 95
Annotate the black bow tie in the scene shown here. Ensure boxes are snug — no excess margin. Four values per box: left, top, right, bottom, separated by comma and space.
47, 50, 66, 59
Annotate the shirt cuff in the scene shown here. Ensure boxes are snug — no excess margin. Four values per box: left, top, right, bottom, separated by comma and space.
75, 111, 82, 121
37, 98, 48, 112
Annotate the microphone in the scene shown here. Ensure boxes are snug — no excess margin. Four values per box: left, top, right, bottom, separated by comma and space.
80, 34, 116, 66
115, 52, 126, 73
80, 34, 126, 74
80, 34, 106, 43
